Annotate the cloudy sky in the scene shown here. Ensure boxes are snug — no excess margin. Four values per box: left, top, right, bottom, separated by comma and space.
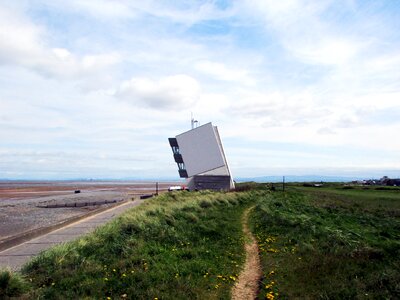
1, 0, 399, 180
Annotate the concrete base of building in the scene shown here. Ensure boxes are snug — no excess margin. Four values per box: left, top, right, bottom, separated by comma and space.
187, 175, 232, 191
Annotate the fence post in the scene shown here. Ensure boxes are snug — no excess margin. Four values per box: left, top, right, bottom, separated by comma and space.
283, 176, 285, 192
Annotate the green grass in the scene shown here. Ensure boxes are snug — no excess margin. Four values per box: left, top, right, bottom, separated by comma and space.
250, 187, 400, 299
20, 191, 254, 299
0, 269, 30, 298
293, 185, 400, 217
3, 184, 399, 299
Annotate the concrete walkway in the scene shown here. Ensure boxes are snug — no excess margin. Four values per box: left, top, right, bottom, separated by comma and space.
0, 199, 143, 271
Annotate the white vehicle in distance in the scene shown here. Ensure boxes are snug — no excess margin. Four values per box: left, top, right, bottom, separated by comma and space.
168, 185, 188, 192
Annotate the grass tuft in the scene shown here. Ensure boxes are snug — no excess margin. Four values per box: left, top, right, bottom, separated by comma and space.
0, 268, 30, 298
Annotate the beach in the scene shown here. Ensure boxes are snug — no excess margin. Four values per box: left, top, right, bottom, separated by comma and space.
0, 181, 175, 241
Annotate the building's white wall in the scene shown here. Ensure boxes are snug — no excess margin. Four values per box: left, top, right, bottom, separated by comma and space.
213, 126, 235, 189
176, 123, 225, 177
199, 165, 230, 176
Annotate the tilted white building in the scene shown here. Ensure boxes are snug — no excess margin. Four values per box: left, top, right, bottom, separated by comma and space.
168, 122, 235, 191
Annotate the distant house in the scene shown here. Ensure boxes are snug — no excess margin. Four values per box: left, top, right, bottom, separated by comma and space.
386, 179, 400, 186
362, 176, 400, 186
379, 176, 390, 185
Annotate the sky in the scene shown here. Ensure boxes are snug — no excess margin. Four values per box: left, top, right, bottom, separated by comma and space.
0, 0, 399, 180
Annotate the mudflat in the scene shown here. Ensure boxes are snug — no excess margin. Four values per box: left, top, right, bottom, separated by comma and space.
0, 181, 175, 241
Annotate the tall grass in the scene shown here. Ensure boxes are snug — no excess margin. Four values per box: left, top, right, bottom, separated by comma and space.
250, 189, 400, 299
0, 269, 30, 298
22, 191, 253, 299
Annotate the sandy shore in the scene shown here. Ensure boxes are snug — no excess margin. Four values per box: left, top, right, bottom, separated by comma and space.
0, 181, 176, 241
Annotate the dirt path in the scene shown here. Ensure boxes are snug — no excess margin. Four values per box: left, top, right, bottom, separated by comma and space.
231, 206, 262, 300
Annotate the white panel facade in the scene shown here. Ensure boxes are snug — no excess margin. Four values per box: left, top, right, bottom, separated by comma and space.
176, 123, 225, 177
213, 126, 235, 189
199, 165, 230, 176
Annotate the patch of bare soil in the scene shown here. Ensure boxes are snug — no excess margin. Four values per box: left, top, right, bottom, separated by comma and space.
231, 206, 262, 300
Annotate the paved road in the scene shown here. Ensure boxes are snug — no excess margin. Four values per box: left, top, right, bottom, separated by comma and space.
0, 199, 143, 271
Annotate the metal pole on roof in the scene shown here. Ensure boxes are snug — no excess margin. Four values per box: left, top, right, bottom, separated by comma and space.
191, 112, 198, 129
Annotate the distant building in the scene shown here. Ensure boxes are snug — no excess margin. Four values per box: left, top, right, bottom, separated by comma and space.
379, 176, 390, 185
387, 179, 400, 186
168, 122, 234, 191
363, 176, 400, 186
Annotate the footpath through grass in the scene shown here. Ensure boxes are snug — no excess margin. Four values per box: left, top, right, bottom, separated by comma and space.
250, 187, 400, 299
11, 191, 253, 299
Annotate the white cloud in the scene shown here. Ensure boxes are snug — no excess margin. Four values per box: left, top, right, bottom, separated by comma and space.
0, 6, 44, 65
0, 4, 120, 80
1, 1, 399, 179
240, 0, 363, 66
141, 1, 235, 26
116, 75, 201, 110
38, 0, 234, 25
194, 60, 255, 85
294, 38, 360, 66
37, 49, 121, 79
65, 0, 135, 19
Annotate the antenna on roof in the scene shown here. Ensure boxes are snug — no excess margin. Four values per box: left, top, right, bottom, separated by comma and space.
191, 112, 199, 129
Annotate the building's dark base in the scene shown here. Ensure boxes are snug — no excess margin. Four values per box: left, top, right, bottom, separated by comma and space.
187, 175, 232, 191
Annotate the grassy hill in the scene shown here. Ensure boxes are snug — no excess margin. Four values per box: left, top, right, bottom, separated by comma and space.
1, 184, 399, 299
